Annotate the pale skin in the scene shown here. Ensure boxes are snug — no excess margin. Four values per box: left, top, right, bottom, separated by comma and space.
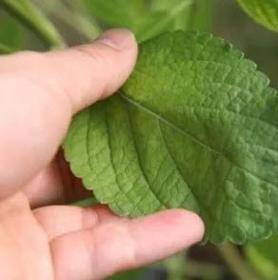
0, 29, 204, 280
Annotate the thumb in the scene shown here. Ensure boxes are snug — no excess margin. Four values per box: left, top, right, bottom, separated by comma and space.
0, 29, 137, 194
45, 29, 138, 113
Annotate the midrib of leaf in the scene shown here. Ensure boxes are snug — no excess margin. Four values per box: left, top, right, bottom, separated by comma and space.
120, 92, 219, 155
138, 0, 193, 41
120, 92, 278, 190
117, 96, 225, 222
120, 92, 222, 227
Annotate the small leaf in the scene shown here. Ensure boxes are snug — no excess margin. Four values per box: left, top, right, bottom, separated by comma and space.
83, 0, 193, 41
245, 235, 278, 279
64, 31, 278, 244
237, 0, 278, 32
151, 0, 193, 31
0, 16, 23, 51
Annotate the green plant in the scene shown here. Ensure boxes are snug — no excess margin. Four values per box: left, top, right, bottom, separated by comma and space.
64, 30, 278, 245
0, 0, 278, 279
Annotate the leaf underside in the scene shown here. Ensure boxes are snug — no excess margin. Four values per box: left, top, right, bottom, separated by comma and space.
64, 31, 278, 244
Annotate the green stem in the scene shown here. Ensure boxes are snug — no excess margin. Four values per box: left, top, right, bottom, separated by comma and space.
217, 243, 262, 280
72, 197, 98, 207
0, 0, 65, 48
154, 257, 223, 280
163, 253, 187, 280
138, 0, 194, 42
42, 1, 101, 40
184, 260, 223, 280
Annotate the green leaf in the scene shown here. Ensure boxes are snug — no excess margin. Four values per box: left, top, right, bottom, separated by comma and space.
0, 15, 23, 51
245, 235, 278, 279
83, 0, 193, 41
1, 0, 65, 48
237, 0, 278, 32
151, 0, 193, 31
64, 31, 278, 244
0, 43, 11, 54
83, 0, 145, 31
192, 0, 214, 32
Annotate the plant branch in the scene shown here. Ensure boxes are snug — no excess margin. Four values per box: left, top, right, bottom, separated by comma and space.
217, 243, 262, 280
0, 0, 65, 48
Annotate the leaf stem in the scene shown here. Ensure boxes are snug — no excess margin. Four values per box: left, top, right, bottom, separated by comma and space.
72, 197, 98, 207
0, 0, 65, 48
217, 243, 262, 280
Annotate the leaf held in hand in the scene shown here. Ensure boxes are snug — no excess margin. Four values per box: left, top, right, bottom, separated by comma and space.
64, 31, 278, 244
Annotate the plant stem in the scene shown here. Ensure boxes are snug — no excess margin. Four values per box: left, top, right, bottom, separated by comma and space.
153, 256, 223, 280
217, 243, 262, 280
72, 197, 98, 207
0, 0, 65, 48
41, 1, 101, 40
185, 260, 223, 280
138, 0, 193, 42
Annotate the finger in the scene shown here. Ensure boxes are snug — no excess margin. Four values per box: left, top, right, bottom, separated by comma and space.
34, 205, 120, 240
23, 152, 90, 208
0, 29, 137, 113
0, 29, 137, 196
50, 209, 204, 280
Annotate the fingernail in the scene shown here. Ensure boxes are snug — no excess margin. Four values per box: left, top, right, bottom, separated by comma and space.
172, 210, 205, 244
97, 29, 136, 50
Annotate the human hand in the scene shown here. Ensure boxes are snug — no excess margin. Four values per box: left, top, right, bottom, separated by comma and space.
0, 29, 204, 280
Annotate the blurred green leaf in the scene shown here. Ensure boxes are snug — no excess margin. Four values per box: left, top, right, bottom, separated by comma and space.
83, 0, 146, 31
0, 42, 11, 53
245, 235, 278, 280
192, 0, 214, 31
83, 0, 193, 41
1, 0, 65, 48
151, 0, 193, 31
0, 15, 23, 50
108, 268, 144, 280
237, 0, 278, 32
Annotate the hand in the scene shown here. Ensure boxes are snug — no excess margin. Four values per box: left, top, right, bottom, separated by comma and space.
0, 29, 204, 280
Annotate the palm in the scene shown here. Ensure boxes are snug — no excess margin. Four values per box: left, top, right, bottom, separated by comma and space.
2, 160, 201, 280
1, 175, 127, 280
1, 156, 139, 280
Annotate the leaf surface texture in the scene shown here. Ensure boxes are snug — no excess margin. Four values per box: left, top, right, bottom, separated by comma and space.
64, 31, 278, 243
